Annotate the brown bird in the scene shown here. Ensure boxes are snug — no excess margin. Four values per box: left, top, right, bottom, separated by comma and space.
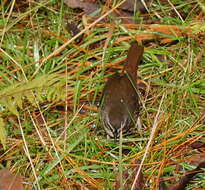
100, 42, 144, 139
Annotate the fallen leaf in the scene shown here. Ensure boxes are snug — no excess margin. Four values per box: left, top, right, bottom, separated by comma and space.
190, 141, 205, 150
185, 154, 205, 167
64, 0, 149, 24
101, 0, 148, 13
64, 0, 99, 14
118, 0, 147, 13
0, 169, 23, 190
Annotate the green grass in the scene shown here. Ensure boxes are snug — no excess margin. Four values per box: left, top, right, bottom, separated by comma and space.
0, 0, 205, 189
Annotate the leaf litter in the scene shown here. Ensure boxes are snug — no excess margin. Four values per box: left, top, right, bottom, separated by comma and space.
0, 169, 23, 190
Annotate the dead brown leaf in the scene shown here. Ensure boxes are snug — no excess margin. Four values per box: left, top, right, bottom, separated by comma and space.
0, 169, 23, 190
101, 0, 148, 13
64, 0, 149, 24
185, 154, 205, 167
64, 0, 148, 15
118, 0, 147, 13
64, 0, 99, 14
190, 141, 205, 150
